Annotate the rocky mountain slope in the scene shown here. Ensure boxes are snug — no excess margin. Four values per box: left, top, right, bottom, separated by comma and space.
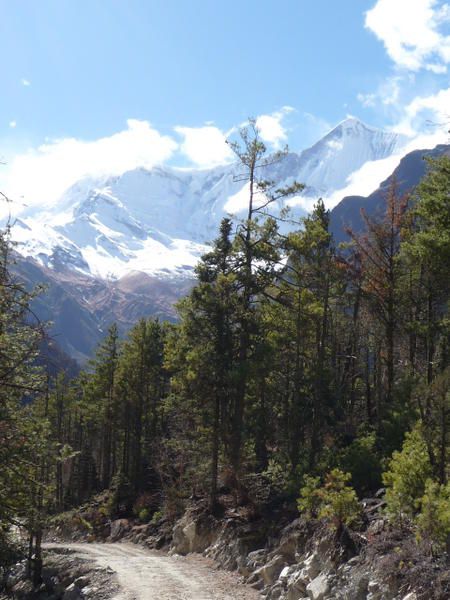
13, 118, 403, 281
330, 143, 450, 243
14, 120, 446, 364
17, 256, 193, 362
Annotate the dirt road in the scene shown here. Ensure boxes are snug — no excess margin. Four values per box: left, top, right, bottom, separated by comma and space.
45, 542, 259, 600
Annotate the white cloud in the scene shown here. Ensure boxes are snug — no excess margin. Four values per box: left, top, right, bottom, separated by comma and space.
224, 182, 271, 214
285, 195, 317, 212
1, 119, 177, 211
357, 92, 377, 108
357, 76, 405, 112
255, 106, 294, 148
365, 0, 450, 73
174, 124, 234, 168
9, 121, 16, 129
395, 86, 450, 134
21, 78, 31, 86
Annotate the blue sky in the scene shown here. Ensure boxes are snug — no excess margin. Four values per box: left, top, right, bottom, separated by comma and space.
1, 0, 449, 204
2, 0, 385, 146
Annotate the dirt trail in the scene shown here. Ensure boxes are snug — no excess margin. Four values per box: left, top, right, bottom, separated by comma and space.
45, 542, 259, 600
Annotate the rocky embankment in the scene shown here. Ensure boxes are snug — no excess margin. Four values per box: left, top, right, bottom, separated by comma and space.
2, 546, 119, 600
40, 493, 450, 600
4, 494, 449, 600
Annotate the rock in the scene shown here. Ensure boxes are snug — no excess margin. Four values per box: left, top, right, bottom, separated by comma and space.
109, 518, 131, 542
171, 511, 218, 555
250, 578, 265, 590
254, 554, 286, 585
279, 565, 291, 580
63, 582, 84, 600
74, 576, 89, 588
246, 571, 261, 585
277, 533, 299, 561
267, 583, 283, 599
247, 548, 267, 567
11, 580, 34, 598
302, 553, 321, 580
402, 594, 418, 600
354, 573, 369, 598
366, 579, 389, 600
237, 555, 252, 577
286, 569, 308, 600
306, 573, 330, 600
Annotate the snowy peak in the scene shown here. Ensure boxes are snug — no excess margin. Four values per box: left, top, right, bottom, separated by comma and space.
296, 118, 404, 194
12, 118, 407, 280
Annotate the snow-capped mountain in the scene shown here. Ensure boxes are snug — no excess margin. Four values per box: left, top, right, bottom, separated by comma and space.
13, 117, 405, 280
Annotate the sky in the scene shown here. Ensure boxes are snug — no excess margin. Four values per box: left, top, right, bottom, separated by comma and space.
0, 0, 449, 207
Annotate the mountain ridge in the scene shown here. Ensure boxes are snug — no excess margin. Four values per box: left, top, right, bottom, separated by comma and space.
14, 118, 439, 363
13, 117, 405, 281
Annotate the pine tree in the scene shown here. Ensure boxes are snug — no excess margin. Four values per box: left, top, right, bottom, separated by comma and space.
226, 118, 303, 471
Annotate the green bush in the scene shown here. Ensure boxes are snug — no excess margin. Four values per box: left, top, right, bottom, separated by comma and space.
262, 457, 294, 496
133, 491, 160, 521
318, 469, 361, 530
298, 469, 361, 530
297, 474, 321, 518
138, 508, 151, 522
416, 479, 450, 550
151, 510, 163, 524
382, 425, 432, 520
339, 432, 382, 495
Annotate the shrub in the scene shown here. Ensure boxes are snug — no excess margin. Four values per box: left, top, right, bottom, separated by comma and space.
317, 469, 361, 530
138, 508, 151, 522
297, 475, 321, 518
339, 432, 382, 495
298, 469, 360, 531
382, 426, 432, 521
133, 492, 160, 521
151, 510, 163, 524
262, 457, 292, 496
416, 479, 450, 551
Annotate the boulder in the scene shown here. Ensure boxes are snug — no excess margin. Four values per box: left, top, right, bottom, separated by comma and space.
279, 565, 291, 580
254, 554, 286, 585
62, 582, 84, 600
306, 573, 330, 600
286, 569, 308, 600
302, 553, 321, 580
247, 548, 267, 567
267, 582, 283, 599
171, 511, 218, 555
109, 518, 131, 542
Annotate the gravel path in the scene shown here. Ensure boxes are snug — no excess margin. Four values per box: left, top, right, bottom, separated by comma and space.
45, 542, 259, 600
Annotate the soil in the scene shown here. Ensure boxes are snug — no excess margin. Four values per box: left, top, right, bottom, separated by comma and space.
44, 542, 260, 600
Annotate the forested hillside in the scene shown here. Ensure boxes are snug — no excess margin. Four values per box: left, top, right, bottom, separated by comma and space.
1, 123, 449, 595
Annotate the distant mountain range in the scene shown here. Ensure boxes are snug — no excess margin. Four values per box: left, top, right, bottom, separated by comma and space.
13, 117, 403, 280
11, 118, 448, 363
